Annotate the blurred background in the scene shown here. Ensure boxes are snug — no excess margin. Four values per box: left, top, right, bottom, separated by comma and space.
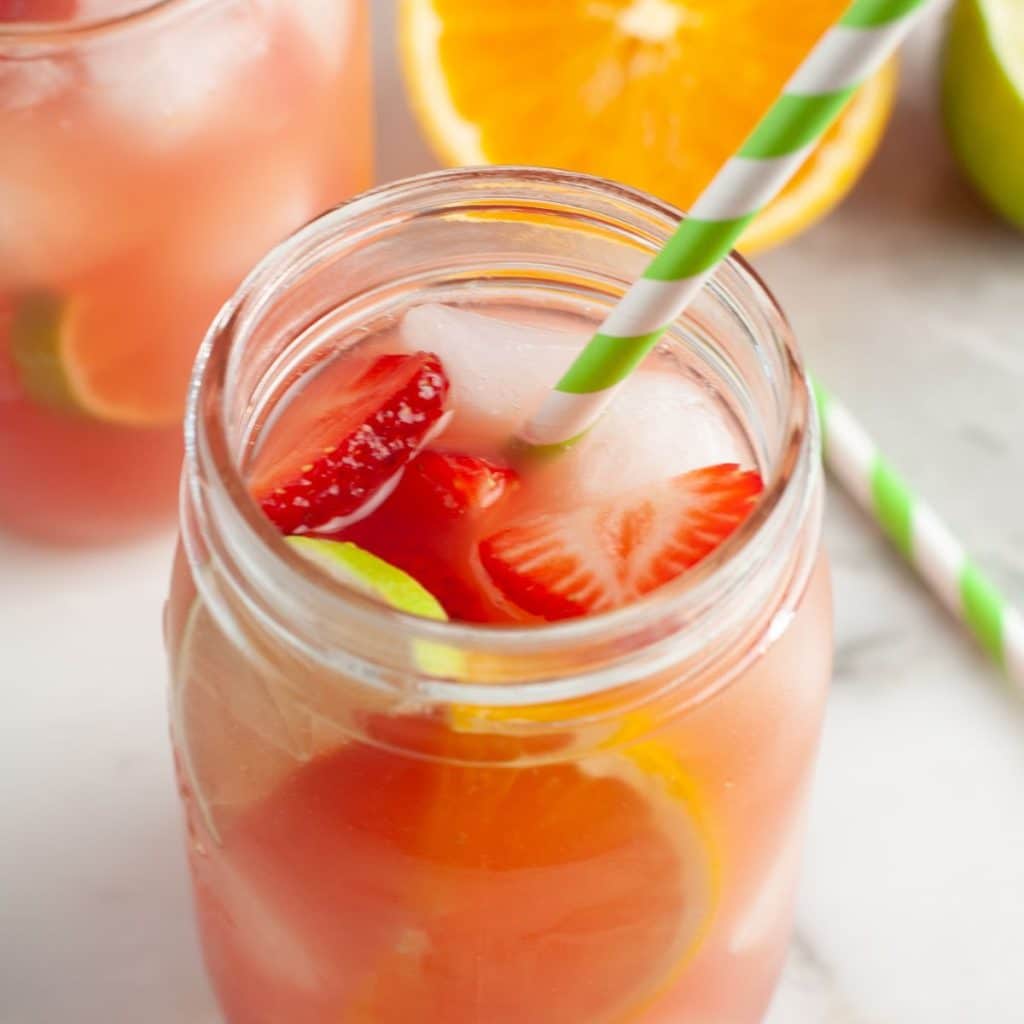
2, 1, 1023, 1021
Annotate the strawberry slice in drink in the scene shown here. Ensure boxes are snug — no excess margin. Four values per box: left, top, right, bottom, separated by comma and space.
339, 449, 518, 622
391, 449, 517, 519
252, 352, 450, 535
0, 295, 18, 402
479, 464, 763, 621
0, 1, 76, 20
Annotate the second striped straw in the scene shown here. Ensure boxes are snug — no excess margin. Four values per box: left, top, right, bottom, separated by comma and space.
519, 0, 1024, 687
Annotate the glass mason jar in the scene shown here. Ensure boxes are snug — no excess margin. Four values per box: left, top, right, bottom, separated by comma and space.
166, 168, 832, 1024
0, 0, 371, 543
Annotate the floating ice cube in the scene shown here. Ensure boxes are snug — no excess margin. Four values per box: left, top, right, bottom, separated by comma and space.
169, 149, 320, 294
0, 136, 141, 288
0, 57, 71, 112
541, 366, 749, 502
213, 861, 324, 995
400, 303, 748, 503
82, 0, 271, 149
289, 0, 354, 73
400, 303, 582, 443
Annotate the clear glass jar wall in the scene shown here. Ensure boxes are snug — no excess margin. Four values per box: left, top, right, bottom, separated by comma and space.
167, 168, 832, 1024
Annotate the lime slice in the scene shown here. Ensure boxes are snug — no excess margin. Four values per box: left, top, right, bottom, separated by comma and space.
286, 537, 448, 620
943, 0, 1024, 228
175, 542, 452, 838
8, 288, 183, 426
9, 294, 80, 414
287, 538, 466, 677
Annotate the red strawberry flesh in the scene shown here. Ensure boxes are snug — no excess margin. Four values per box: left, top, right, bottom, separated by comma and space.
335, 449, 518, 622
0, 1, 77, 20
479, 464, 763, 621
253, 352, 449, 535
394, 449, 516, 518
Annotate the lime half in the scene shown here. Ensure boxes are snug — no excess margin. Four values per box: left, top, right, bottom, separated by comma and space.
943, 0, 1024, 228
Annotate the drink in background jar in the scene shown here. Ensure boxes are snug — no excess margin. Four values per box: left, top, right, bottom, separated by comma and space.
0, 0, 371, 542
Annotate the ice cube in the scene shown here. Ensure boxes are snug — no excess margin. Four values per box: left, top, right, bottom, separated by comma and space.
289, 0, 354, 73
0, 57, 70, 112
167, 148, 320, 294
540, 368, 749, 503
82, 0, 270, 148
400, 303, 582, 445
400, 304, 747, 502
211, 861, 324, 995
0, 134, 142, 289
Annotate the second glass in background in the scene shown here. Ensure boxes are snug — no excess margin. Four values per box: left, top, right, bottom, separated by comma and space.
0, 0, 372, 543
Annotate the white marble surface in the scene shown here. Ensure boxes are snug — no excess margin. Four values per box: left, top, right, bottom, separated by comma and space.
3, 5, 1023, 1023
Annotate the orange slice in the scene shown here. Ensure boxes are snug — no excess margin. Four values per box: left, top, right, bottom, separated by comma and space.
7, 267, 219, 426
201, 714, 716, 1024
175, 596, 719, 1021
400, 0, 897, 252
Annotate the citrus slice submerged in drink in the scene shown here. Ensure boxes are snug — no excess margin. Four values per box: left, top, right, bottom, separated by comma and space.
186, 706, 718, 1024
8, 278, 207, 426
174, 543, 720, 1022
177, 625, 722, 1022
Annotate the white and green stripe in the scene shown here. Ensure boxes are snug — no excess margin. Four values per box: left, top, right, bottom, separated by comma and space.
814, 380, 1024, 686
520, 0, 934, 447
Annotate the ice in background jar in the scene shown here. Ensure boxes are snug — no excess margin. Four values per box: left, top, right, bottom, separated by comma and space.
0, 0, 371, 543
166, 169, 833, 1023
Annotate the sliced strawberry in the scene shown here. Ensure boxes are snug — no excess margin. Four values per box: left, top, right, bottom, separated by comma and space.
337, 450, 518, 622
394, 449, 518, 518
0, 1, 77, 20
479, 464, 763, 621
253, 352, 450, 535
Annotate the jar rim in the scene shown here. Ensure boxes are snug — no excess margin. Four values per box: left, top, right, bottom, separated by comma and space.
185, 166, 820, 701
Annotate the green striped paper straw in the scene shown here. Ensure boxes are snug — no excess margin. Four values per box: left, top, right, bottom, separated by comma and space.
514, 0, 1024, 679
520, 0, 936, 447
814, 380, 1024, 685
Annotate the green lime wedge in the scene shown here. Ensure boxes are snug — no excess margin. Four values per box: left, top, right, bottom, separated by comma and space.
9, 293, 80, 414
287, 537, 464, 677
286, 536, 448, 621
943, 0, 1024, 228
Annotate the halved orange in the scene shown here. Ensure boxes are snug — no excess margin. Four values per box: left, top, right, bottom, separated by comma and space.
740, 61, 897, 252
400, 0, 897, 252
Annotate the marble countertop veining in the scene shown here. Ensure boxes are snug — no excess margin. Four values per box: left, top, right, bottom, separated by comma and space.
2, 5, 1023, 1023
